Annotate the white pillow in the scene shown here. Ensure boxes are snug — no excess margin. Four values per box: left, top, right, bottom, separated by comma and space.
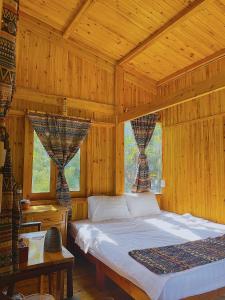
87, 195, 131, 222
125, 191, 160, 217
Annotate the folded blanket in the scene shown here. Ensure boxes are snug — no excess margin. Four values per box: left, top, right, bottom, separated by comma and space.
129, 234, 225, 274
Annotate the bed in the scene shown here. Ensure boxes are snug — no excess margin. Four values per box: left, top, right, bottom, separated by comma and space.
68, 193, 225, 300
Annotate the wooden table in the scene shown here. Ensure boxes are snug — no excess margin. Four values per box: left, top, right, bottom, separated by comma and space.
0, 231, 74, 300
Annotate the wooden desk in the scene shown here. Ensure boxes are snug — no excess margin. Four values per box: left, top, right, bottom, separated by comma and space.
1, 231, 74, 300
22, 205, 68, 245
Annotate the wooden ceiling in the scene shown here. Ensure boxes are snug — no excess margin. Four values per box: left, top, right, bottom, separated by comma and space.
20, 0, 225, 82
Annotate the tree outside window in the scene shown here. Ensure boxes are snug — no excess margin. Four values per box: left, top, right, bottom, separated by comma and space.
124, 122, 162, 193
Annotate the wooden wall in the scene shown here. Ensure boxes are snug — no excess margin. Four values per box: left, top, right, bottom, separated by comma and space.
7, 14, 157, 202
115, 66, 157, 194
160, 58, 225, 223
8, 12, 225, 224
16, 14, 114, 105
116, 66, 156, 114
7, 14, 115, 199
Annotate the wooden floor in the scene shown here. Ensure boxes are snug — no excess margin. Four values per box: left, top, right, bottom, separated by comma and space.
72, 257, 132, 300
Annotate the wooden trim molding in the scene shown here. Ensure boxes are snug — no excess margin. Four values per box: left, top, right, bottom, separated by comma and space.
63, 0, 95, 39
14, 87, 115, 116
118, 70, 225, 122
118, 0, 207, 65
9, 109, 115, 128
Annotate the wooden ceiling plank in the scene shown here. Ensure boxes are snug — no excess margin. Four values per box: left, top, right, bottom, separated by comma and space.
118, 69, 225, 122
70, 14, 135, 60
118, 0, 207, 65
63, 0, 94, 39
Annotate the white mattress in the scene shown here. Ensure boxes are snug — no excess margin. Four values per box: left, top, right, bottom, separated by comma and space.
70, 211, 225, 300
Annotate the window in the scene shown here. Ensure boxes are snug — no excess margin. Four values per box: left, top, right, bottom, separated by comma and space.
24, 118, 84, 199
65, 150, 80, 192
124, 121, 162, 193
31, 132, 81, 195
32, 132, 51, 193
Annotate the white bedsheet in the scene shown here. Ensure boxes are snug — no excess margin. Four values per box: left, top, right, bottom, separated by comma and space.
70, 211, 225, 300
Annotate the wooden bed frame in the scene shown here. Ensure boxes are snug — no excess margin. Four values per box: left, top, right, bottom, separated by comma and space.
67, 227, 225, 300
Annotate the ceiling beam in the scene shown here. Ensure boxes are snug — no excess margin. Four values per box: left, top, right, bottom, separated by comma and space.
8, 109, 115, 127
118, 0, 207, 66
63, 0, 94, 40
158, 47, 225, 86
118, 70, 225, 122
14, 87, 115, 115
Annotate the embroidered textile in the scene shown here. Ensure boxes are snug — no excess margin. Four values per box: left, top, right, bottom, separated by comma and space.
0, 0, 19, 117
129, 235, 225, 274
0, 127, 20, 275
131, 114, 158, 192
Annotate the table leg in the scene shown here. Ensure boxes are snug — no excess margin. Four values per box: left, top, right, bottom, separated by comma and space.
56, 271, 64, 300
67, 263, 73, 298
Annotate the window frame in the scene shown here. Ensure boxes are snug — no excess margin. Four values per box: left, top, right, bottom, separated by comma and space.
23, 117, 86, 201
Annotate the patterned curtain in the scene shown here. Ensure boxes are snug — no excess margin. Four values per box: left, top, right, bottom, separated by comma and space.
28, 112, 91, 209
131, 114, 158, 193
0, 129, 20, 275
0, 0, 20, 276
0, 0, 19, 116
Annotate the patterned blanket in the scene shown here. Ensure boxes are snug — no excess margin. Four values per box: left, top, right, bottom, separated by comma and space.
129, 234, 225, 275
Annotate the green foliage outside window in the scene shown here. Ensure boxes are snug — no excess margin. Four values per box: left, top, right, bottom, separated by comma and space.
65, 150, 80, 191
124, 122, 162, 193
32, 132, 80, 193
32, 132, 51, 193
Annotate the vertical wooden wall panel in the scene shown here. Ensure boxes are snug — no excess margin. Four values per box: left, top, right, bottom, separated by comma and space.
161, 88, 225, 224
16, 15, 115, 105
9, 14, 116, 200
115, 67, 157, 194
5, 114, 25, 187
114, 123, 124, 195
117, 68, 157, 113
86, 126, 114, 196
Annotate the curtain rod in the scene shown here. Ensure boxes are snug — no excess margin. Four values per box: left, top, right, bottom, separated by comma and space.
27, 109, 92, 123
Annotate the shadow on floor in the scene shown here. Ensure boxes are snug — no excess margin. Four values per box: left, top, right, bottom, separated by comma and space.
72, 256, 131, 300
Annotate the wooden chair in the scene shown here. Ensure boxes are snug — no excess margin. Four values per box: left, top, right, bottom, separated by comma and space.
3, 221, 42, 299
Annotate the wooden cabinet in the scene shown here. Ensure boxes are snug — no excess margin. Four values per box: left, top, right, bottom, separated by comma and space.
22, 205, 68, 245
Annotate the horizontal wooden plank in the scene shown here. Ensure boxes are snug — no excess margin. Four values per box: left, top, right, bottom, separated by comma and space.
8, 109, 115, 127
14, 87, 115, 115
118, 69, 225, 122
